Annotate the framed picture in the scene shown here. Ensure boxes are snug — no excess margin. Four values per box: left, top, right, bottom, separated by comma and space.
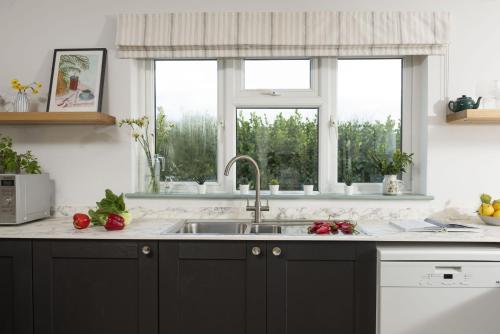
46, 48, 107, 112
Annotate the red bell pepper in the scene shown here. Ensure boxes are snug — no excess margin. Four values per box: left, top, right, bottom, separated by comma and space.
73, 213, 90, 230
104, 213, 125, 231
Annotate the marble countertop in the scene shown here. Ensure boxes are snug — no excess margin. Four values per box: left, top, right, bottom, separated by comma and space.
1, 217, 500, 243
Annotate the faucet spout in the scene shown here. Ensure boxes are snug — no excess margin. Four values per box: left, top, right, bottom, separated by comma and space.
224, 155, 268, 224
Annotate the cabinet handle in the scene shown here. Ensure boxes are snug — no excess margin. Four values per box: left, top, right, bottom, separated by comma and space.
272, 247, 282, 257
142, 245, 151, 255
251, 246, 261, 256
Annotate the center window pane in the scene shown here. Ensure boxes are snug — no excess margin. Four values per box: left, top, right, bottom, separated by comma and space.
244, 59, 311, 90
155, 60, 218, 182
337, 58, 403, 183
236, 108, 318, 191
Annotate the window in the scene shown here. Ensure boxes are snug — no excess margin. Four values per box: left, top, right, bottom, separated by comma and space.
148, 57, 413, 194
236, 108, 318, 190
337, 59, 403, 184
244, 59, 311, 90
154, 60, 218, 182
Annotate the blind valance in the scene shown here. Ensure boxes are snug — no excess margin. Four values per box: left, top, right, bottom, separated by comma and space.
116, 11, 450, 59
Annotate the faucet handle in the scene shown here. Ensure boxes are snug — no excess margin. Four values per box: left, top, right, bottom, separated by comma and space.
260, 200, 270, 212
246, 199, 255, 212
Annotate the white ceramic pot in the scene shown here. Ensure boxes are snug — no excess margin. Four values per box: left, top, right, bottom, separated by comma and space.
269, 184, 280, 195
239, 184, 249, 194
344, 184, 354, 195
303, 184, 314, 195
382, 175, 403, 195
198, 183, 207, 194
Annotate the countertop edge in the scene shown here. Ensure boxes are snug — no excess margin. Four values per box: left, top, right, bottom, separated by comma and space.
0, 218, 499, 243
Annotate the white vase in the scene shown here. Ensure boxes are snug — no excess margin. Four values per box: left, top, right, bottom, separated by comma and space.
198, 183, 207, 194
382, 175, 403, 195
269, 184, 280, 195
303, 184, 314, 195
344, 184, 354, 195
13, 91, 29, 112
239, 184, 249, 194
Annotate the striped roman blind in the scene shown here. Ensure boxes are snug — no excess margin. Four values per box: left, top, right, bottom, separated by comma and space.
116, 11, 450, 58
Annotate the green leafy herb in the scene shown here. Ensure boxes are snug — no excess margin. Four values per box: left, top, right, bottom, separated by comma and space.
0, 134, 41, 174
88, 189, 131, 226
193, 175, 207, 185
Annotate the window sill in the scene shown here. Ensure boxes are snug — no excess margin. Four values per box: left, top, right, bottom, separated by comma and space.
125, 192, 434, 201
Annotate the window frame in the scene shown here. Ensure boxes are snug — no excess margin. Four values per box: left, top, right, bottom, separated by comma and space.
237, 58, 319, 98
143, 56, 417, 194
331, 57, 414, 194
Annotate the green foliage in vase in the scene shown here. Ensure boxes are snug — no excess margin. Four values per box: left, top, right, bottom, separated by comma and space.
370, 149, 413, 176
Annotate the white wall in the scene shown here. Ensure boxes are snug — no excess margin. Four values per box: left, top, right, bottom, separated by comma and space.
1, 0, 499, 213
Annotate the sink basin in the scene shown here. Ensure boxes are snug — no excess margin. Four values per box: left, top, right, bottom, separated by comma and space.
169, 219, 365, 236
176, 220, 248, 234
250, 224, 282, 234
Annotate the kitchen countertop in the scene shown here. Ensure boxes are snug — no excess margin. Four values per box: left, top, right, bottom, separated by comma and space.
1, 217, 500, 242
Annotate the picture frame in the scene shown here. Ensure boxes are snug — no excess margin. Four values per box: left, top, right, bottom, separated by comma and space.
46, 48, 107, 112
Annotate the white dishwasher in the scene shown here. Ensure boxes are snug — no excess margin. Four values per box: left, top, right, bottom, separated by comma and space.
377, 245, 500, 334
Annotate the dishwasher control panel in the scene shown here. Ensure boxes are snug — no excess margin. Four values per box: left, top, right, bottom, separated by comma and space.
380, 261, 500, 288
419, 269, 472, 286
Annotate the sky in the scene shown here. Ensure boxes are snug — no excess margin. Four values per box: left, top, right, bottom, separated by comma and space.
155, 58, 402, 124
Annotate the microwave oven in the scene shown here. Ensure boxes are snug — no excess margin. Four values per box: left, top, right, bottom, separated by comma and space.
0, 174, 51, 225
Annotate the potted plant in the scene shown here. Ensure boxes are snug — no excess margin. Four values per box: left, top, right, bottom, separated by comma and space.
303, 177, 314, 195
193, 175, 208, 194
0, 135, 42, 174
269, 178, 280, 195
344, 170, 354, 195
370, 149, 413, 195
239, 177, 250, 194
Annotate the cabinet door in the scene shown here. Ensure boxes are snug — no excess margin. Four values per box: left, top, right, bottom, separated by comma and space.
267, 242, 376, 334
0, 240, 32, 334
160, 241, 266, 334
33, 240, 158, 334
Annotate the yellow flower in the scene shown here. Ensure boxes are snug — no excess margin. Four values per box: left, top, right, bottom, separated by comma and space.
11, 79, 19, 85
37, 82, 42, 88
32, 88, 39, 94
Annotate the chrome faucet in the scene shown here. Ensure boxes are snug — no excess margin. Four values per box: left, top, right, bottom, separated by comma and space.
224, 155, 269, 224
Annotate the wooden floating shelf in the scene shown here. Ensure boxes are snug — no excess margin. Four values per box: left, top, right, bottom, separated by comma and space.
0, 112, 116, 125
446, 109, 500, 124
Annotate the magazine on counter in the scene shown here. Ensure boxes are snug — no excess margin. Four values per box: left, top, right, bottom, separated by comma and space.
390, 218, 480, 232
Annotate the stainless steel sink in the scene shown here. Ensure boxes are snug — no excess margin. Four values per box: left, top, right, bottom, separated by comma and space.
176, 220, 248, 234
169, 219, 364, 236
250, 224, 283, 234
